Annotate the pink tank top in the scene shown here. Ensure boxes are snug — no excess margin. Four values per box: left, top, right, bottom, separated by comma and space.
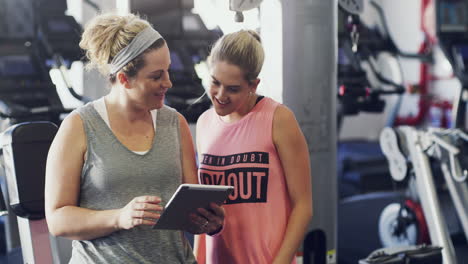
197, 97, 295, 264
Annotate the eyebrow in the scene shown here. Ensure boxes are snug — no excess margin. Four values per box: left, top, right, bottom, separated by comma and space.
211, 76, 241, 88
149, 64, 171, 75
147, 69, 168, 78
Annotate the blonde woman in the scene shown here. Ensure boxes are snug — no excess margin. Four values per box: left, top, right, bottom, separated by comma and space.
195, 30, 313, 264
45, 13, 224, 263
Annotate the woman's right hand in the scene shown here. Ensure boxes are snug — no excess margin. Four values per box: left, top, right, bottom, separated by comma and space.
116, 196, 163, 230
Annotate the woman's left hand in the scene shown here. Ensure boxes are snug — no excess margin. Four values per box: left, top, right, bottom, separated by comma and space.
188, 203, 225, 235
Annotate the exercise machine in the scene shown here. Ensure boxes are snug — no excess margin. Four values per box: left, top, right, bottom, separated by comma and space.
0, 0, 83, 261
371, 1, 468, 262
336, 1, 427, 262
356, 1, 468, 263
336, 0, 430, 199
378, 125, 468, 263
437, 0, 468, 130
335, 1, 465, 263
1, 121, 59, 264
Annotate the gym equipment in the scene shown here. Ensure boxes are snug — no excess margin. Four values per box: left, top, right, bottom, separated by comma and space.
339, 0, 363, 15
0, 39, 70, 125
338, 140, 395, 199
0, 0, 82, 260
338, 191, 407, 264
362, 2, 468, 262
379, 126, 468, 263
0, 190, 6, 216
378, 201, 421, 247
336, 1, 405, 263
436, 0, 468, 129
337, 0, 430, 213
336, 0, 424, 199
0, 0, 82, 125
359, 244, 442, 264
229, 0, 263, 22
336, 1, 468, 263
338, 0, 414, 121
0, 121, 58, 263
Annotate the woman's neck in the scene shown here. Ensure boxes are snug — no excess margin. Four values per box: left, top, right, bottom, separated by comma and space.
220, 93, 258, 123
105, 91, 150, 123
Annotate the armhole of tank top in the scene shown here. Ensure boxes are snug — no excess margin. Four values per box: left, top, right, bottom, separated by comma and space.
270, 101, 281, 146
77, 108, 90, 179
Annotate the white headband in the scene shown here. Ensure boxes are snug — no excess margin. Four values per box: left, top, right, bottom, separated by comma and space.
109, 26, 162, 75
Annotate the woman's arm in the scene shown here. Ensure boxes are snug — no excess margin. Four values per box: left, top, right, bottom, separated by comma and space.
193, 118, 206, 262
272, 105, 313, 264
178, 113, 224, 237
45, 113, 162, 240
193, 233, 206, 264
178, 113, 198, 184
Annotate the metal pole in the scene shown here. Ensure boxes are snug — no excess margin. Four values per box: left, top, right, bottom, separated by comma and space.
401, 126, 457, 263
282, 0, 338, 262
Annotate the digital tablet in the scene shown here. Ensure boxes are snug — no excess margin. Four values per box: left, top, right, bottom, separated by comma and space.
153, 184, 234, 230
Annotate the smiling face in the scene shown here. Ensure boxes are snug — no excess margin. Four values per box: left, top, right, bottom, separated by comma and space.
125, 43, 172, 110
209, 60, 258, 118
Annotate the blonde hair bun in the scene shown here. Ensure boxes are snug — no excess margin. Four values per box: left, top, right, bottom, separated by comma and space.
209, 29, 265, 81
79, 13, 150, 75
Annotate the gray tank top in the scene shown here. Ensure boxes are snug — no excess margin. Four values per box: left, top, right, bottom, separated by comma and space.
69, 101, 196, 264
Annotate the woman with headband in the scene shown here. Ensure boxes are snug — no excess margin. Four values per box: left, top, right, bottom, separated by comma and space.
44, 13, 224, 263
